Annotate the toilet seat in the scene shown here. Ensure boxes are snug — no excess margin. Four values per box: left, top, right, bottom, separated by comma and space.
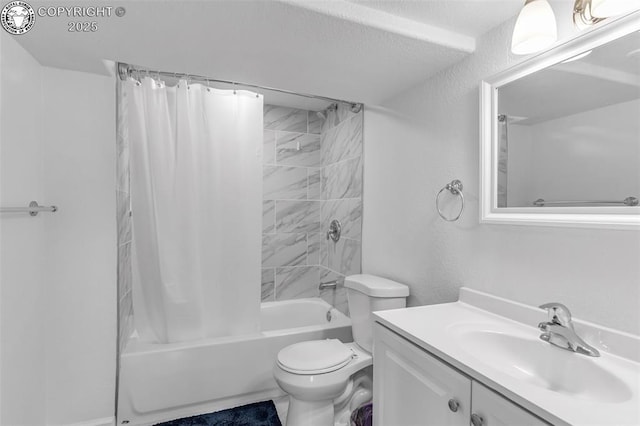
277, 339, 354, 375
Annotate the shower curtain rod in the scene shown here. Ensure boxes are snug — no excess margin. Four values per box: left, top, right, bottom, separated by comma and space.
117, 63, 363, 112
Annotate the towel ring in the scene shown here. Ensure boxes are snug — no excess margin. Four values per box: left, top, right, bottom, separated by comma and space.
436, 180, 464, 222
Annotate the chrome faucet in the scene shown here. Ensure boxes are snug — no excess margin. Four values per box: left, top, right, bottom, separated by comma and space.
319, 280, 338, 290
538, 302, 600, 357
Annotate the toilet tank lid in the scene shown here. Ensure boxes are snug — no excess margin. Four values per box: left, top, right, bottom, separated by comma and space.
344, 274, 409, 297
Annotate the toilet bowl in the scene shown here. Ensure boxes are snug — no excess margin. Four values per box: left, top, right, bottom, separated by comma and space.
273, 274, 409, 426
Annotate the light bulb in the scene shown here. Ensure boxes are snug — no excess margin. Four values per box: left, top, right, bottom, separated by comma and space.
511, 0, 558, 55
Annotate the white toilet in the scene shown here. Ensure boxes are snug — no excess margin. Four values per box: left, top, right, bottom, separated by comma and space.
273, 274, 409, 426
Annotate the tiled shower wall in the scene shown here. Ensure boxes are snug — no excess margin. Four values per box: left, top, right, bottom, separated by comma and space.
261, 103, 363, 314
319, 105, 363, 314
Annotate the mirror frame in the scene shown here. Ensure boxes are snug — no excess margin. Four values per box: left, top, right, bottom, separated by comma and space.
480, 11, 640, 230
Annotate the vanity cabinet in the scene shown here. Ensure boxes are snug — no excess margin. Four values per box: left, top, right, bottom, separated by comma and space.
373, 323, 549, 426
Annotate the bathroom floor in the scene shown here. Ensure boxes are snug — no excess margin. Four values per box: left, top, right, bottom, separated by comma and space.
154, 400, 282, 426
272, 396, 289, 424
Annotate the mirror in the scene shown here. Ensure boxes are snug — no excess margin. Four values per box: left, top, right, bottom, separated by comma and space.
480, 12, 640, 229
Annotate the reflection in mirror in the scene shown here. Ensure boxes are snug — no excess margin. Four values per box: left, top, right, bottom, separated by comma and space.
497, 30, 640, 208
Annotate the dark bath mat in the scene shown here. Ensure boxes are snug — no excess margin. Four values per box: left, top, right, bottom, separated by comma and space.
154, 400, 282, 426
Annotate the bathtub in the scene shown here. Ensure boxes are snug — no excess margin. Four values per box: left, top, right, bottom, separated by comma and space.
117, 298, 352, 425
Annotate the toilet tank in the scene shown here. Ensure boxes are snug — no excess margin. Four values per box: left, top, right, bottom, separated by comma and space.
345, 274, 409, 353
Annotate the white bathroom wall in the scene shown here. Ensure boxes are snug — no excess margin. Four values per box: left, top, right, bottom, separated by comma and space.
41, 67, 116, 425
0, 32, 47, 426
0, 33, 116, 426
362, 11, 640, 335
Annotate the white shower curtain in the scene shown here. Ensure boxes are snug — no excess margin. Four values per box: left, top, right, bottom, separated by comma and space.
126, 77, 263, 343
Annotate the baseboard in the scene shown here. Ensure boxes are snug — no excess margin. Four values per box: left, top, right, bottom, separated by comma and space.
50, 416, 115, 426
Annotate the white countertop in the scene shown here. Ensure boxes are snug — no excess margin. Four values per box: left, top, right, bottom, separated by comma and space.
373, 288, 640, 426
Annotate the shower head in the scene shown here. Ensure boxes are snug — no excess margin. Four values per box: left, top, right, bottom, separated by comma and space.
316, 110, 326, 120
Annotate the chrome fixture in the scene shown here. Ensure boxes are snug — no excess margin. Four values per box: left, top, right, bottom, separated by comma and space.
573, 0, 604, 26
573, 0, 638, 27
511, 0, 639, 55
436, 179, 465, 222
470, 413, 484, 426
538, 302, 600, 357
533, 197, 639, 207
0, 201, 58, 216
319, 280, 338, 290
326, 219, 342, 242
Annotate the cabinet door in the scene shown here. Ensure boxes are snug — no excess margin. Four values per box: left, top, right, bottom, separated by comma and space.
471, 382, 550, 426
373, 324, 471, 426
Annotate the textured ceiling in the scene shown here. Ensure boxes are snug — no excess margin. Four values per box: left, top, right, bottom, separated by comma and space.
346, 0, 523, 37
13, 0, 522, 106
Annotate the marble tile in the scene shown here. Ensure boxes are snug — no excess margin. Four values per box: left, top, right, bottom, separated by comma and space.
308, 168, 322, 200
262, 233, 307, 267
263, 165, 308, 200
321, 114, 363, 166
322, 156, 362, 200
117, 242, 132, 304
308, 111, 324, 134
320, 234, 328, 267
264, 105, 307, 132
263, 200, 275, 234
276, 266, 319, 300
275, 201, 320, 233
263, 130, 276, 164
321, 107, 338, 133
327, 237, 361, 276
118, 294, 133, 353
336, 103, 359, 125
307, 233, 323, 265
321, 199, 362, 240
321, 103, 359, 133
116, 82, 129, 192
117, 190, 132, 245
261, 268, 275, 302
319, 267, 348, 315
276, 132, 321, 167
116, 138, 129, 193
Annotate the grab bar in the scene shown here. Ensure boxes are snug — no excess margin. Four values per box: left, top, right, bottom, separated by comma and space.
533, 197, 638, 207
0, 201, 58, 216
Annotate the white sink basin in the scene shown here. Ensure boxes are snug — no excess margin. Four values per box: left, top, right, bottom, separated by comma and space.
451, 325, 632, 403
374, 288, 640, 426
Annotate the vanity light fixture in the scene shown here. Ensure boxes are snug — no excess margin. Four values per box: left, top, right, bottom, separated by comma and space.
513, 0, 640, 55
511, 0, 558, 55
574, 0, 640, 28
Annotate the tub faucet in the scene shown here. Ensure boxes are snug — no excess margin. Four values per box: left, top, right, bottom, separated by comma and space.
538, 302, 600, 357
319, 280, 338, 290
